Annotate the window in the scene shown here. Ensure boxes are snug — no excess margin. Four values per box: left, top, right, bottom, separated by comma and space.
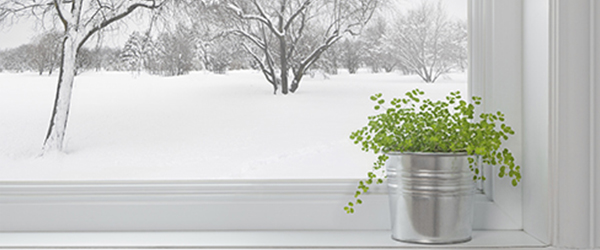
0, 0, 564, 248
0, 0, 469, 182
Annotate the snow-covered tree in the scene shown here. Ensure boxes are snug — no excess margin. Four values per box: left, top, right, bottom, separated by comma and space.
198, 36, 242, 74
361, 17, 397, 73
155, 24, 196, 76
384, 1, 468, 83
120, 31, 148, 74
227, 0, 381, 94
75, 47, 93, 74
141, 36, 162, 74
315, 42, 341, 75
186, 2, 246, 74
447, 20, 468, 72
340, 37, 364, 74
0, 44, 32, 72
119, 25, 199, 76
0, 0, 169, 153
100, 47, 127, 71
29, 31, 62, 75
86, 46, 120, 72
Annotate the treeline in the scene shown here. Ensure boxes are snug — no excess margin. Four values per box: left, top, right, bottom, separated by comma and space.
0, 25, 254, 76
0, 31, 125, 75
0, 1, 467, 83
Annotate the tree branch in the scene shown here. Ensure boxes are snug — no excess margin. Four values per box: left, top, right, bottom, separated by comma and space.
252, 0, 283, 37
283, 0, 310, 31
228, 0, 284, 38
232, 29, 265, 50
286, 11, 306, 61
0, 2, 47, 23
242, 43, 273, 83
78, 0, 164, 51
52, 0, 71, 28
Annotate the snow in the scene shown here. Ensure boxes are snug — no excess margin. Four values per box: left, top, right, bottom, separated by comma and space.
0, 70, 466, 181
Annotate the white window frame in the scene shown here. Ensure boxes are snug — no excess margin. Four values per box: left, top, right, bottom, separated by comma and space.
0, 0, 523, 232
3, 0, 600, 248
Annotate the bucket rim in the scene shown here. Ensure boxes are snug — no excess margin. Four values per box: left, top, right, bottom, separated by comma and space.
386, 151, 469, 157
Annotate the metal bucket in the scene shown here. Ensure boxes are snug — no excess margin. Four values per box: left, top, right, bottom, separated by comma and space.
386, 152, 475, 244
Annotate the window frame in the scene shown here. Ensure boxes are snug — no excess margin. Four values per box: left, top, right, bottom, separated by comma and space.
0, 178, 521, 232
1, 0, 575, 248
0, 0, 523, 232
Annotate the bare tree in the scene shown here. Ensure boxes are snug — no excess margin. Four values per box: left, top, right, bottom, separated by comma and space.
0, 44, 32, 72
339, 37, 363, 74
361, 17, 397, 73
185, 3, 245, 74
315, 41, 341, 75
155, 24, 197, 76
448, 20, 468, 72
0, 31, 61, 74
198, 35, 243, 74
29, 31, 62, 75
86, 46, 120, 71
75, 46, 94, 74
1, 0, 167, 153
227, 0, 380, 95
120, 31, 151, 74
384, 1, 467, 83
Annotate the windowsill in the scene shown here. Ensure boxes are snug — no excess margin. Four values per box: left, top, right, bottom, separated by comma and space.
0, 230, 547, 249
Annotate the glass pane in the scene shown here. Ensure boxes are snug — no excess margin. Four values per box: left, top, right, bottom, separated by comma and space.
0, 0, 467, 181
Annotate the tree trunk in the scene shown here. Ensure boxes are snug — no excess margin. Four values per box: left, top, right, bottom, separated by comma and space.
42, 35, 77, 153
278, 39, 288, 94
290, 79, 299, 93
277, 7, 288, 95
384, 65, 394, 73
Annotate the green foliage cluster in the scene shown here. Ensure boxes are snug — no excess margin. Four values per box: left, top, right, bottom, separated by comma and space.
344, 89, 521, 214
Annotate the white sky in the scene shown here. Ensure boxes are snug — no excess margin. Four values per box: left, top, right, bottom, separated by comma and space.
0, 0, 467, 50
0, 20, 37, 50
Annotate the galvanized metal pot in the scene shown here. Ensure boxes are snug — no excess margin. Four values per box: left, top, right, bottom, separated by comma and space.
386, 152, 475, 244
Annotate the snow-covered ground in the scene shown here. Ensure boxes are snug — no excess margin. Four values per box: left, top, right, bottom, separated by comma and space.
0, 70, 466, 181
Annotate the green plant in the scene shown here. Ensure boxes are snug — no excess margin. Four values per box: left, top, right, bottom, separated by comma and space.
344, 89, 521, 214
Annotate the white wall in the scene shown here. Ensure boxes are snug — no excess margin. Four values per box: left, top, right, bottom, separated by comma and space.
550, 0, 599, 248
595, 0, 600, 247
489, 0, 524, 229
469, 0, 524, 229
522, 0, 600, 248
522, 0, 549, 244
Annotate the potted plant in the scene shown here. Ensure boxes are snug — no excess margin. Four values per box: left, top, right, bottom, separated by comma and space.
345, 89, 521, 244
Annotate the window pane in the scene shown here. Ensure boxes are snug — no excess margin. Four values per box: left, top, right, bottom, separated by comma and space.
0, 0, 467, 181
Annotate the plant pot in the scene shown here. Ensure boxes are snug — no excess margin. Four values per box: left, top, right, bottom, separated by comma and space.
386, 152, 475, 244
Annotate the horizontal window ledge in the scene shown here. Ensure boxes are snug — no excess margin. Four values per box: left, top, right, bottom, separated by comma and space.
0, 180, 519, 232
0, 230, 546, 249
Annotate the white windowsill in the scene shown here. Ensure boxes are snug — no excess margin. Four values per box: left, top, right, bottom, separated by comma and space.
0, 230, 546, 249
0, 180, 520, 232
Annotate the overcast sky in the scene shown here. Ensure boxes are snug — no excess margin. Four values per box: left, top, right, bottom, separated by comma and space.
0, 0, 466, 50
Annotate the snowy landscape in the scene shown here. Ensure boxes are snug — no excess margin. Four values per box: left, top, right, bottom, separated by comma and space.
0, 70, 466, 181
0, 0, 467, 181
